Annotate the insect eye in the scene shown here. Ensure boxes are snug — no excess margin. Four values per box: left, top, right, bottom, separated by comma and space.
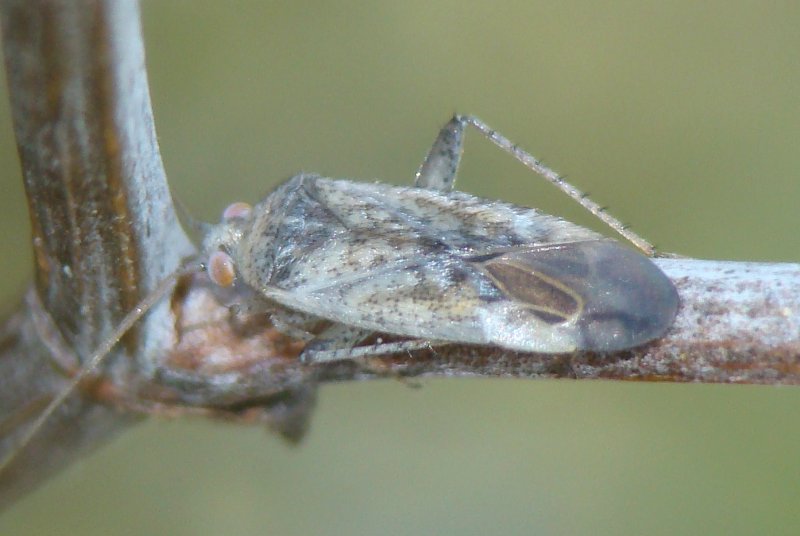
221, 202, 252, 222
207, 250, 236, 287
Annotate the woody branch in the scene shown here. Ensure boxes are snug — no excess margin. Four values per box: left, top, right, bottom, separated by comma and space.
0, 0, 798, 509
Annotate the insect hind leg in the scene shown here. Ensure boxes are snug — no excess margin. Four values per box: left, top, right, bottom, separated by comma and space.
453, 114, 658, 256
414, 116, 466, 193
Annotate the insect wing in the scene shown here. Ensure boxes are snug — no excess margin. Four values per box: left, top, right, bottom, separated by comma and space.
252, 176, 677, 353
472, 240, 679, 352
238, 175, 602, 289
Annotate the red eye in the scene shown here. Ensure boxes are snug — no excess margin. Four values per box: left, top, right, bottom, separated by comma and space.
208, 250, 236, 287
222, 202, 252, 221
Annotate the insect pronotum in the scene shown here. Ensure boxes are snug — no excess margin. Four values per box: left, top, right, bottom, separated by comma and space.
0, 114, 679, 473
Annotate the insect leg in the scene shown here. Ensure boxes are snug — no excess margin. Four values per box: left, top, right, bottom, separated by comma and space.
301, 338, 445, 365
230, 297, 319, 341
299, 323, 374, 363
269, 314, 317, 342
455, 114, 657, 256
414, 116, 465, 193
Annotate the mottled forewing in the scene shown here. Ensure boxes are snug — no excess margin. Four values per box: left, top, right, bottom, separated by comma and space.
252, 176, 677, 353
251, 175, 601, 285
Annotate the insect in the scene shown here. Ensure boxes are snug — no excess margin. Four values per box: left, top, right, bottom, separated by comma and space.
203, 114, 679, 363
0, 114, 679, 473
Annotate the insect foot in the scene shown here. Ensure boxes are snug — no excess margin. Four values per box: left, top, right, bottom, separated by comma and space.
202, 116, 679, 364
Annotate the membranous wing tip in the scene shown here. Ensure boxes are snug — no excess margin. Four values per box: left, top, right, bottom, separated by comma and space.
473, 239, 679, 352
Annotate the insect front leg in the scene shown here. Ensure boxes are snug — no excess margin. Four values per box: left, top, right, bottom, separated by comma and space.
267, 307, 392, 363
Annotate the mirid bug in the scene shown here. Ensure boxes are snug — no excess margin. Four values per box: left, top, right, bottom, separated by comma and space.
204, 115, 679, 363
0, 114, 679, 472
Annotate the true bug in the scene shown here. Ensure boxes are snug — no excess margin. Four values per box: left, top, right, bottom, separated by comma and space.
204, 115, 678, 363
0, 114, 678, 472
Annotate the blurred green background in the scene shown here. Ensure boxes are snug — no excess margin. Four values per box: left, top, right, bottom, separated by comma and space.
3, 1, 800, 534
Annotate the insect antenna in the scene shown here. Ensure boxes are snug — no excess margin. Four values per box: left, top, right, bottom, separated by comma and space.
0, 260, 202, 475
456, 115, 658, 256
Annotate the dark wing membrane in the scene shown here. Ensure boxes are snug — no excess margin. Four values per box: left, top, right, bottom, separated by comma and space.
471, 240, 679, 352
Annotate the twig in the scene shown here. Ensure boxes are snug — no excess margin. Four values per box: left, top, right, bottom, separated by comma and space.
0, 0, 193, 506
0, 0, 797, 510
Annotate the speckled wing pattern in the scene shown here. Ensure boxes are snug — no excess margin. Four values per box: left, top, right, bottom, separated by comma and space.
234, 174, 678, 353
